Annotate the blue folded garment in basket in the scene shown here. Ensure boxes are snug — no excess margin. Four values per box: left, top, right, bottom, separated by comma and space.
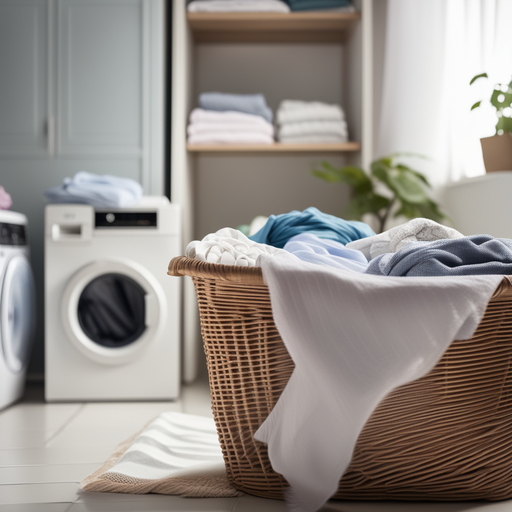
249, 207, 375, 249
44, 172, 143, 208
366, 234, 512, 277
199, 92, 273, 123
284, 233, 368, 272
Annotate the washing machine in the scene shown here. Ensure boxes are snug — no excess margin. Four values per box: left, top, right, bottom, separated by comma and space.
0, 211, 36, 411
45, 197, 181, 401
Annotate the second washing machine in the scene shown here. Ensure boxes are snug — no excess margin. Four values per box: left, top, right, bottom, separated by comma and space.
45, 197, 181, 401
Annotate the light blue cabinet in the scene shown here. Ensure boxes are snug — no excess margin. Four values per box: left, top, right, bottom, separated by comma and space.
57, 0, 145, 157
0, 0, 163, 184
0, 0, 50, 157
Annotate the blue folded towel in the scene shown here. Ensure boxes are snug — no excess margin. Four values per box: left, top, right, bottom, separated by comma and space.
44, 172, 143, 208
249, 207, 375, 248
199, 92, 273, 124
284, 233, 368, 272
366, 234, 512, 277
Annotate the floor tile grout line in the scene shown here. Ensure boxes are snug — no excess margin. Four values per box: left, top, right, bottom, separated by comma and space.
0, 481, 82, 486
0, 462, 106, 468
44, 403, 86, 446
230, 495, 243, 512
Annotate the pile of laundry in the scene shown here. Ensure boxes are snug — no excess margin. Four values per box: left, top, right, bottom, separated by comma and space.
186, 0, 354, 12
185, 209, 512, 512
276, 100, 348, 144
187, 93, 274, 146
44, 172, 143, 208
187, 210, 512, 277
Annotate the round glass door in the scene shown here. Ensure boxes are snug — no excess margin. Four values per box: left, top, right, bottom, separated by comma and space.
77, 273, 146, 348
61, 259, 165, 365
1, 255, 36, 373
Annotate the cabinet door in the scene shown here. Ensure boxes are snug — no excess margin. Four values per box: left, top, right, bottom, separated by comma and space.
0, 0, 49, 157
57, 0, 145, 157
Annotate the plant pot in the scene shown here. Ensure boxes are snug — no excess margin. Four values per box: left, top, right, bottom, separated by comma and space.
480, 133, 512, 172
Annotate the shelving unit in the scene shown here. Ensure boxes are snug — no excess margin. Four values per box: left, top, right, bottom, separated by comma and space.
172, 0, 373, 381
186, 142, 361, 153
187, 11, 361, 43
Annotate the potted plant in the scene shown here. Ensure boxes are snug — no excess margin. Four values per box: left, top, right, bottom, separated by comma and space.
312, 154, 446, 233
470, 73, 512, 172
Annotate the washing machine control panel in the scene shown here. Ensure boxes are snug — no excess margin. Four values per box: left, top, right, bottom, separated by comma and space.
95, 212, 157, 228
0, 223, 27, 246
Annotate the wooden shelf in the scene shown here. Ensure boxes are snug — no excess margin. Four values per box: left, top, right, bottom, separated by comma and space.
187, 142, 361, 153
187, 11, 361, 43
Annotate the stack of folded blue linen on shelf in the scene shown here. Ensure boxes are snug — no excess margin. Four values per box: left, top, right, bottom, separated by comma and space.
284, 0, 354, 11
187, 93, 275, 145
187, 0, 290, 12
276, 100, 348, 144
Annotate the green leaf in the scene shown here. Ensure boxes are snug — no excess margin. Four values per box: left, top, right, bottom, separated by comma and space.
394, 164, 431, 187
490, 88, 512, 111
312, 162, 373, 193
496, 115, 512, 134
470, 72, 488, 85
408, 169, 431, 187
394, 203, 422, 220
336, 166, 373, 193
387, 171, 428, 204
394, 199, 447, 223
370, 160, 391, 184
471, 101, 481, 111
343, 193, 390, 220
311, 169, 342, 183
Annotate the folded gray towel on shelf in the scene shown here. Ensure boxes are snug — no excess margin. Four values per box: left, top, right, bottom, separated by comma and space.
279, 134, 347, 144
199, 92, 273, 123
277, 100, 345, 124
278, 120, 348, 142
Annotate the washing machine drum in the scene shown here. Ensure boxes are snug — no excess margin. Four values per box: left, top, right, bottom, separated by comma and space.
62, 259, 165, 365
1, 254, 36, 373
77, 273, 146, 348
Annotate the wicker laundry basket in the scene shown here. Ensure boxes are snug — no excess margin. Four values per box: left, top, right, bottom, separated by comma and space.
168, 256, 512, 501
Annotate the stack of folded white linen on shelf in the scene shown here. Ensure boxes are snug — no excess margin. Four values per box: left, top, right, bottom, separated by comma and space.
188, 0, 290, 12
276, 100, 348, 144
187, 108, 274, 145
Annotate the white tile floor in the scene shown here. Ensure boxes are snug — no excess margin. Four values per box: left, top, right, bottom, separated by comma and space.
1, 381, 512, 512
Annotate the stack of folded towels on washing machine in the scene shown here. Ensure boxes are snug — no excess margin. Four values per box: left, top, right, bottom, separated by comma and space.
276, 100, 348, 144
187, 92, 274, 145
44, 172, 143, 208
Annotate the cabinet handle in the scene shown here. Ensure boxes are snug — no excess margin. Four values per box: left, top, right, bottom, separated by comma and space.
47, 116, 55, 156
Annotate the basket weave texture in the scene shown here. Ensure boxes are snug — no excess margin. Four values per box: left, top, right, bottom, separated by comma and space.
169, 256, 512, 501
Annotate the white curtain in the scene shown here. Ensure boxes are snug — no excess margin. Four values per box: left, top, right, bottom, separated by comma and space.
378, 0, 512, 185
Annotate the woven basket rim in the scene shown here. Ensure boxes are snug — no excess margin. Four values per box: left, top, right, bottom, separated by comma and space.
168, 256, 512, 298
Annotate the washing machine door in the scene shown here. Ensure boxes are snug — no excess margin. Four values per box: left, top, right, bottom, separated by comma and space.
62, 259, 166, 365
1, 254, 36, 373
